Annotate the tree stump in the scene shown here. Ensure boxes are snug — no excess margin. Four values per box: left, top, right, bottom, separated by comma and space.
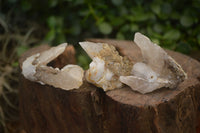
19, 40, 200, 133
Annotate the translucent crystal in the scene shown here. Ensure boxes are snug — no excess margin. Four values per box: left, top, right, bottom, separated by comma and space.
80, 41, 133, 91
22, 43, 84, 90
120, 32, 187, 94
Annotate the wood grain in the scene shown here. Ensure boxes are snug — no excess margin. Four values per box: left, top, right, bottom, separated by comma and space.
19, 40, 200, 133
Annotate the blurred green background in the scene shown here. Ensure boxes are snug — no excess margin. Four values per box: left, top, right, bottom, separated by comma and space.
1, 0, 200, 52
0, 0, 200, 132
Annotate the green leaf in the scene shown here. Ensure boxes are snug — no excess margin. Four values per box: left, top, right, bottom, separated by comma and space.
161, 2, 171, 14
180, 15, 194, 27
151, 38, 160, 45
21, 0, 32, 11
171, 12, 179, 20
45, 29, 55, 42
163, 29, 180, 40
16, 45, 28, 56
71, 24, 81, 35
47, 16, 57, 28
133, 12, 154, 22
120, 25, 130, 32
110, 17, 124, 26
55, 34, 66, 44
77, 55, 91, 70
111, 0, 123, 6
153, 24, 163, 33
151, 4, 160, 15
130, 24, 139, 32
175, 42, 191, 54
12, 62, 19, 67
48, 0, 58, 7
135, 0, 143, 5
79, 9, 90, 17
119, 6, 128, 16
116, 32, 125, 40
98, 22, 112, 35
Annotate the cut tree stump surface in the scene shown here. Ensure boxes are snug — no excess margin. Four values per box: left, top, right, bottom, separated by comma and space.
19, 40, 200, 133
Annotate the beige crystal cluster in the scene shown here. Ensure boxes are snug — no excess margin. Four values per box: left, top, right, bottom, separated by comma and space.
79, 42, 133, 91
120, 33, 187, 93
22, 43, 84, 90
22, 32, 187, 94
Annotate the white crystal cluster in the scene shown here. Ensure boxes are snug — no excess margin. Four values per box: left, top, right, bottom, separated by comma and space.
80, 33, 187, 94
22, 43, 84, 90
87, 57, 116, 90
119, 33, 187, 93
22, 32, 187, 94
79, 42, 130, 91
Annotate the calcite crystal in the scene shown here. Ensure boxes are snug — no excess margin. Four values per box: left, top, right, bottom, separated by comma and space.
80, 42, 133, 91
120, 32, 187, 94
22, 43, 84, 90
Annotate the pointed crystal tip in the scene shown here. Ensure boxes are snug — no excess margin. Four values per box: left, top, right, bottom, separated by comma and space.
79, 41, 103, 59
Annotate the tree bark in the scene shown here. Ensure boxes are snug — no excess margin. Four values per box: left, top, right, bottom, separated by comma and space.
19, 40, 200, 133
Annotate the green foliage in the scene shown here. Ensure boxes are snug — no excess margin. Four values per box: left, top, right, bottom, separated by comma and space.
77, 54, 91, 70
16, 45, 29, 57
45, 16, 66, 44
1, 0, 200, 53
98, 22, 112, 35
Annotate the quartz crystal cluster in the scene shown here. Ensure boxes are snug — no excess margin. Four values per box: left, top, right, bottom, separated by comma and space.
79, 42, 133, 91
120, 33, 187, 93
22, 43, 84, 90
80, 33, 187, 93
22, 32, 187, 94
